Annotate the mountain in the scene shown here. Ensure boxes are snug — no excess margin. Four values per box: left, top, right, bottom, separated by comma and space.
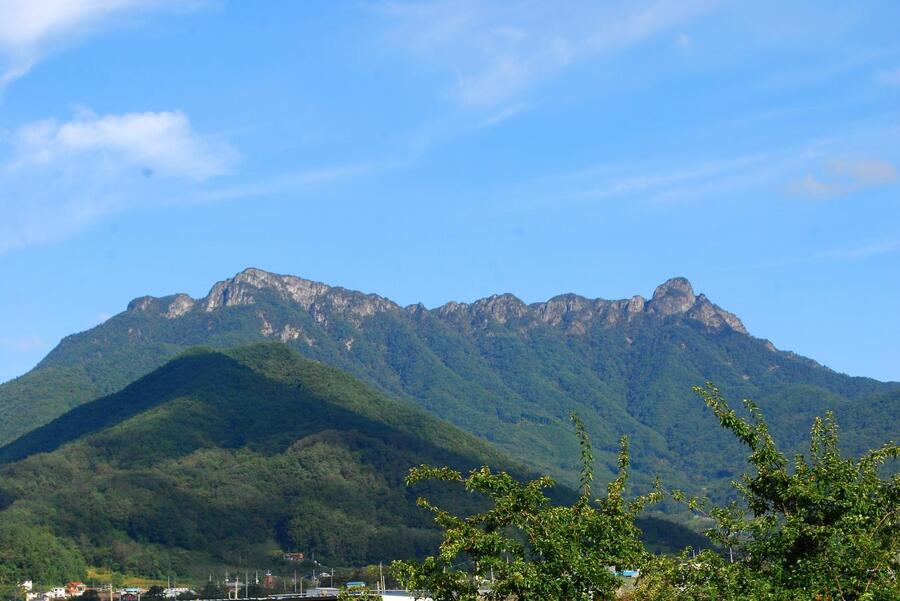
2, 269, 898, 499
0, 344, 706, 583
0, 344, 512, 581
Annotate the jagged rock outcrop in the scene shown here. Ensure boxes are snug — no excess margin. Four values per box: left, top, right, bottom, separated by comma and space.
165, 294, 195, 319
126, 267, 399, 324
124, 268, 749, 336
648, 277, 696, 316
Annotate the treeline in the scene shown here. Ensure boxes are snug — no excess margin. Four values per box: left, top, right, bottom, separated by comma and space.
393, 384, 900, 601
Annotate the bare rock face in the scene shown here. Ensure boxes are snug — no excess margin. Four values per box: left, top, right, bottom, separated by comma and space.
197, 268, 399, 322
686, 294, 748, 334
258, 312, 275, 337
471, 294, 529, 325
127, 296, 156, 312
626, 295, 646, 317
648, 277, 696, 316
165, 294, 195, 319
123, 269, 751, 339
280, 325, 301, 342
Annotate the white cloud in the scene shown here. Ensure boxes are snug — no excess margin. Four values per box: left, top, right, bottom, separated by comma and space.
829, 158, 897, 186
0, 108, 236, 254
787, 173, 842, 198
877, 68, 900, 86
0, 0, 193, 87
787, 158, 898, 198
379, 0, 711, 107
11, 109, 235, 180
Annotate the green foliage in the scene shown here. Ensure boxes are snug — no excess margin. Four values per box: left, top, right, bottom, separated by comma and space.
1, 283, 897, 511
0, 522, 86, 585
199, 582, 226, 599
336, 585, 381, 600
633, 383, 900, 601
392, 414, 661, 601
0, 346, 513, 578
144, 585, 165, 601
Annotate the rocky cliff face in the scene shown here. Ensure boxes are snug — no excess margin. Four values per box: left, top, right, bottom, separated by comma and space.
127, 268, 748, 336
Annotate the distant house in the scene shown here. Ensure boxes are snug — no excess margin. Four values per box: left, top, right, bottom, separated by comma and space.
20, 581, 34, 592
67, 583, 87, 596
282, 552, 305, 562
47, 587, 68, 599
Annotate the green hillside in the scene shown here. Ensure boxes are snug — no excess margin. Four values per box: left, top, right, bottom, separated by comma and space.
0, 344, 511, 582
0, 344, 704, 584
1, 269, 897, 502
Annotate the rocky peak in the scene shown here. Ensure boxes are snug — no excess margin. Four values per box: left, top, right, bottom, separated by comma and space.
165, 294, 195, 319
688, 294, 748, 334
202, 268, 332, 312
127, 296, 157, 312
627, 295, 646, 315
125, 270, 749, 336
471, 294, 528, 324
648, 277, 696, 316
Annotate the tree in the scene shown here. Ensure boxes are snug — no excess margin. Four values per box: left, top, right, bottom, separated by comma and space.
392, 413, 660, 601
634, 383, 900, 601
199, 582, 225, 600
144, 586, 166, 601
336, 585, 381, 600
81, 590, 101, 601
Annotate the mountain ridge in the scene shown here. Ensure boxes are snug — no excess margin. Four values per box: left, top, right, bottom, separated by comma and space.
2, 268, 897, 502
114, 269, 749, 339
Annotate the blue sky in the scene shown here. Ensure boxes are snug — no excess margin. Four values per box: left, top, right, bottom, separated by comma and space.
1, 0, 899, 384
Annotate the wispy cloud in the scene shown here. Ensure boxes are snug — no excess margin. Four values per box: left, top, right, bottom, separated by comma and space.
787, 158, 898, 198
0, 335, 46, 352
877, 67, 900, 86
198, 161, 391, 203
478, 103, 528, 128
379, 0, 711, 107
0, 108, 236, 254
527, 150, 789, 209
0, 0, 197, 87
816, 240, 900, 260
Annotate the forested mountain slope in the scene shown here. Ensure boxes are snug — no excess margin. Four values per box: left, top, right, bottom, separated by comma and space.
0, 344, 704, 582
2, 268, 897, 497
